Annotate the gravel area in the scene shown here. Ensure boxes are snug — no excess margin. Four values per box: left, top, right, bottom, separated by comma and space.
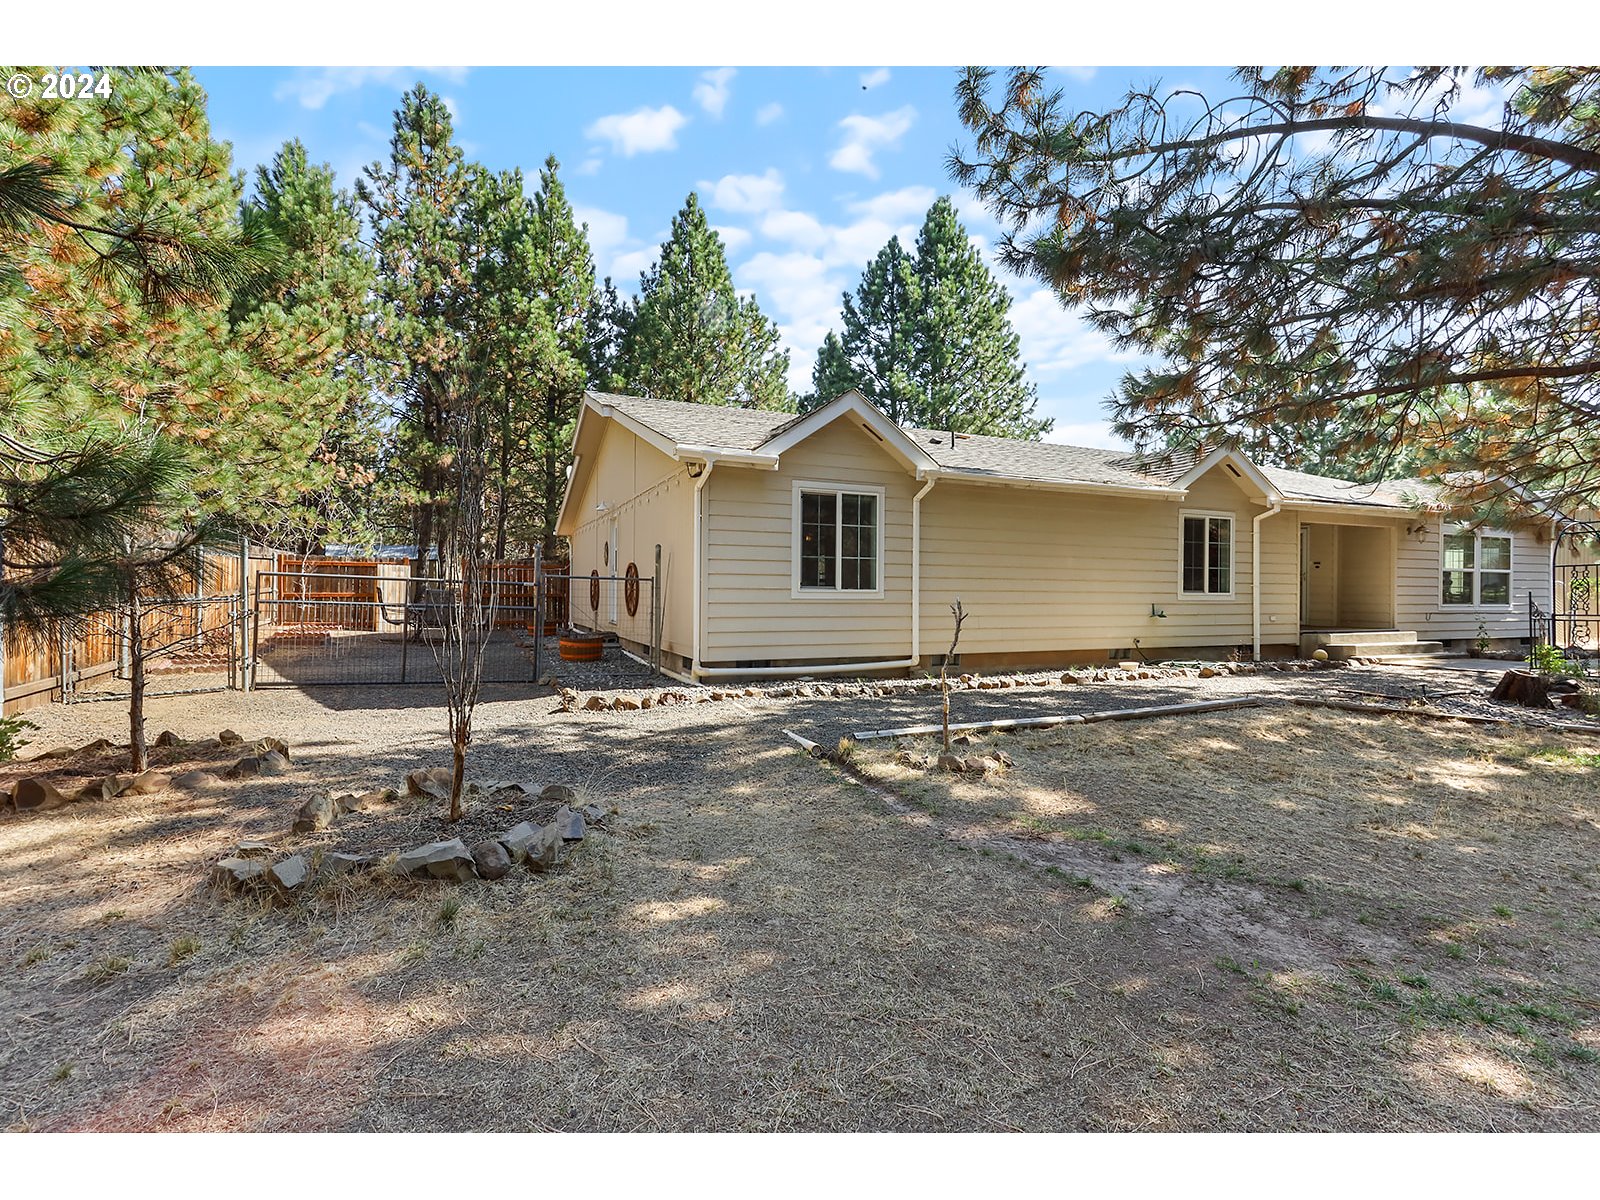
3, 660, 1597, 1131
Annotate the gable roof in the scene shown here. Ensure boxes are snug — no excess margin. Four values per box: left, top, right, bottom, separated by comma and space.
569, 390, 1437, 514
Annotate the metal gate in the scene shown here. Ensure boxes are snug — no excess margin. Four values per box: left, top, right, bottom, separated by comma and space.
1529, 519, 1598, 677
65, 596, 245, 702
246, 561, 662, 688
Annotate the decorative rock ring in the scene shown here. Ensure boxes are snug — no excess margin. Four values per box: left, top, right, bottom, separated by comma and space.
624, 562, 640, 617
589, 569, 601, 612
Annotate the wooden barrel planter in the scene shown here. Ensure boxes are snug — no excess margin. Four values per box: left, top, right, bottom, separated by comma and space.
559, 631, 605, 662
525, 618, 559, 638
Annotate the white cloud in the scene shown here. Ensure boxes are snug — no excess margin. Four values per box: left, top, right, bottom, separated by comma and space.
574, 157, 603, 177
693, 67, 737, 118
829, 106, 916, 178
755, 102, 785, 126
273, 66, 469, 110
1009, 286, 1141, 379
585, 105, 689, 156
714, 225, 752, 254
1061, 67, 1098, 84
737, 251, 850, 390
859, 67, 891, 90
1044, 419, 1128, 450
760, 209, 830, 251
846, 185, 936, 225
699, 168, 785, 214
611, 247, 657, 283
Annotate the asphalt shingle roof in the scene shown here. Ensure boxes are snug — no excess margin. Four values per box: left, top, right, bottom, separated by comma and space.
588, 391, 1427, 511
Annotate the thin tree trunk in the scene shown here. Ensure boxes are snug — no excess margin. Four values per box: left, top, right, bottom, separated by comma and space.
128, 587, 147, 773
449, 733, 466, 822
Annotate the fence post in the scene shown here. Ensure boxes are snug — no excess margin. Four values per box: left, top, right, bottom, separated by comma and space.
653, 543, 663, 676
239, 537, 252, 691
531, 544, 543, 686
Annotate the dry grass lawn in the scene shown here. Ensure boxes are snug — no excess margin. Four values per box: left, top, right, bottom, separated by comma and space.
2, 694, 1597, 1130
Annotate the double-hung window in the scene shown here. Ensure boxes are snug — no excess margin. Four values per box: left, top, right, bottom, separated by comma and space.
795, 484, 881, 594
1442, 529, 1512, 606
1181, 512, 1233, 595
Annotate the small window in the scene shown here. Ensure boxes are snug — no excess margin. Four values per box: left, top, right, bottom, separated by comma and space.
1442, 529, 1513, 606
1182, 514, 1233, 595
796, 486, 881, 593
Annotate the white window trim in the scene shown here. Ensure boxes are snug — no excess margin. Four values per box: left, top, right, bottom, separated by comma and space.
790, 480, 886, 600
1178, 509, 1236, 598
1440, 525, 1515, 610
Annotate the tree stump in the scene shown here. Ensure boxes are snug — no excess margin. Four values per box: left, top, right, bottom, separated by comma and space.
1490, 670, 1553, 708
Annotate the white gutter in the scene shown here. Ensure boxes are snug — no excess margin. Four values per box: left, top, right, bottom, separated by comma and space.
910, 474, 936, 666
923, 466, 1184, 501
1252, 502, 1283, 661
690, 460, 716, 680
676, 444, 779, 469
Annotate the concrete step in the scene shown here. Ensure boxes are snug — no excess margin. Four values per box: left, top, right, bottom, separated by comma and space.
1323, 641, 1446, 661
1311, 630, 1422, 646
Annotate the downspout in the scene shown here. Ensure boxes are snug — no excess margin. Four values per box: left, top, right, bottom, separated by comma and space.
690, 460, 716, 682
1253, 502, 1283, 661
910, 474, 937, 668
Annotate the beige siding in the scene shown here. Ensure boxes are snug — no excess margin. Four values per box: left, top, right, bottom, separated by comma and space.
916, 466, 1300, 655
1336, 525, 1394, 627
568, 423, 693, 658
701, 418, 916, 663
1396, 522, 1551, 641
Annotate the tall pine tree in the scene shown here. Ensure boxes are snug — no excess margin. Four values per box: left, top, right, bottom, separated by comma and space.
807, 196, 1049, 439
624, 193, 792, 411
358, 85, 477, 568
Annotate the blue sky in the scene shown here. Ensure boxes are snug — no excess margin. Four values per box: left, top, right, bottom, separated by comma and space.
196, 65, 1248, 448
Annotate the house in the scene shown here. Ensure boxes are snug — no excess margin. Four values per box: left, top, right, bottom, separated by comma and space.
554, 390, 1558, 681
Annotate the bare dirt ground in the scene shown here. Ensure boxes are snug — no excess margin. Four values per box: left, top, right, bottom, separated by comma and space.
2, 674, 1597, 1130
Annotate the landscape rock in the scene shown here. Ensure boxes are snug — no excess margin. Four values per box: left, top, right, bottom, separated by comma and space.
581, 804, 608, 826
395, 839, 478, 882
405, 767, 454, 799
331, 787, 394, 814
936, 753, 964, 773
13, 776, 70, 811
172, 770, 223, 792
318, 851, 377, 878
497, 821, 543, 861
268, 854, 309, 897
234, 840, 275, 858
539, 783, 578, 806
226, 752, 287, 780
74, 776, 127, 804
960, 756, 993, 776
252, 737, 291, 761
211, 856, 268, 893
612, 696, 640, 711
218, 729, 244, 746
894, 751, 930, 769
1060, 673, 1080, 685
583, 696, 608, 711
33, 746, 77, 761
525, 825, 565, 871
125, 770, 172, 796
154, 730, 184, 748
1198, 667, 1217, 679
470, 839, 513, 881
293, 795, 337, 833
551, 805, 586, 842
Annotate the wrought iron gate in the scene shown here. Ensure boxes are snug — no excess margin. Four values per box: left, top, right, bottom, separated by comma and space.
1529, 520, 1598, 677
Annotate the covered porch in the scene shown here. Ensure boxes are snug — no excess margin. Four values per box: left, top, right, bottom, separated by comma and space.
1295, 518, 1437, 659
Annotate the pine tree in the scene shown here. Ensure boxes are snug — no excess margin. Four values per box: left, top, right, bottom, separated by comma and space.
358, 85, 477, 568
230, 140, 381, 550
810, 236, 922, 421
526, 158, 595, 556
625, 193, 792, 410
806, 199, 1049, 438
912, 196, 1049, 438
586, 276, 636, 392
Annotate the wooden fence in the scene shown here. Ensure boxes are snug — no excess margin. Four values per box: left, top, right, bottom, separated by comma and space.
2, 547, 280, 715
